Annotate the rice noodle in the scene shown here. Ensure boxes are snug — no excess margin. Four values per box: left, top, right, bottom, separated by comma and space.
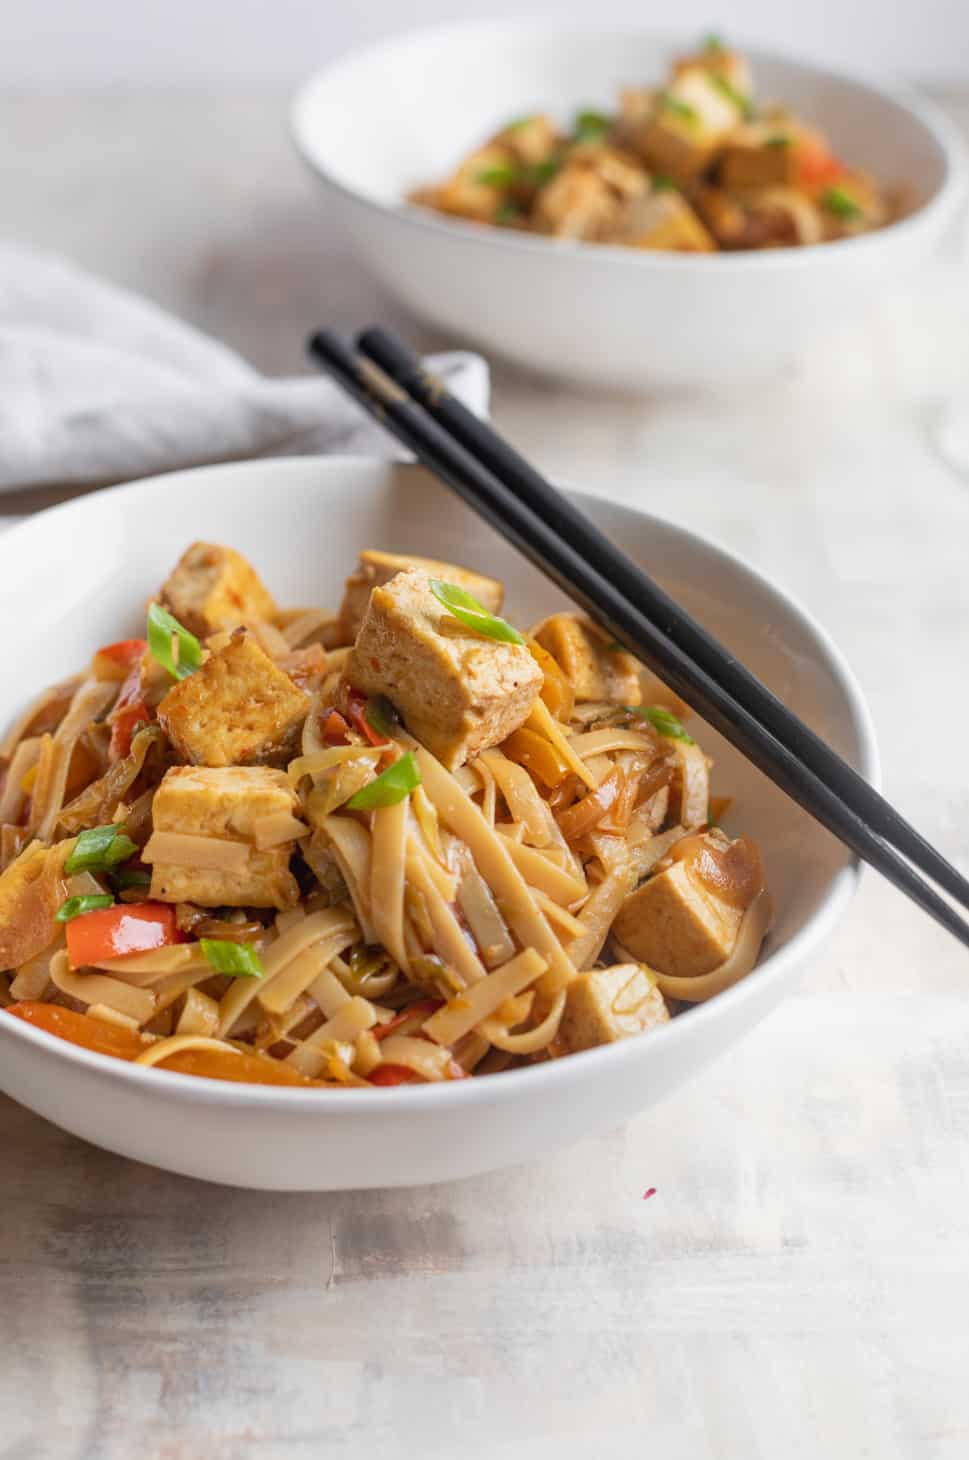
50, 949, 156, 1022
248, 620, 292, 657
86, 1003, 142, 1030
57, 723, 166, 837
567, 847, 637, 970
568, 727, 657, 758
176, 987, 220, 1037
524, 698, 597, 789
456, 853, 516, 968
97, 943, 210, 982
280, 608, 338, 648
424, 947, 547, 1046
0, 737, 41, 824
308, 966, 352, 1017
317, 817, 376, 942
417, 747, 576, 992
134, 1034, 241, 1068
480, 988, 567, 1054
480, 750, 551, 846
288, 745, 380, 783
0, 677, 80, 759
32, 680, 117, 841
253, 906, 358, 1018
142, 831, 251, 871
405, 840, 487, 987
370, 798, 410, 970
493, 830, 587, 905
251, 811, 310, 850
531, 889, 588, 939
373, 1034, 453, 1081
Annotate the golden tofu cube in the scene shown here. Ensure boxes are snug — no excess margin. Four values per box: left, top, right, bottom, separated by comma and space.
533, 614, 641, 704
147, 766, 300, 908
338, 550, 503, 645
495, 113, 558, 167
0, 840, 71, 970
532, 163, 621, 240
640, 68, 742, 181
160, 542, 276, 638
719, 126, 800, 190
561, 964, 669, 1051
157, 632, 309, 768
613, 831, 760, 977
618, 192, 716, 252
344, 568, 542, 769
430, 143, 517, 223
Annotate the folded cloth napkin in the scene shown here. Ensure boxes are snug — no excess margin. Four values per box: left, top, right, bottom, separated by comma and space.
0, 243, 489, 493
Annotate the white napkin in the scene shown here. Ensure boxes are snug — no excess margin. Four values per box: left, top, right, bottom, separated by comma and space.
0, 243, 489, 493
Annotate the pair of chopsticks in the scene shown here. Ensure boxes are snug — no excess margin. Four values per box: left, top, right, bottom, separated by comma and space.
308, 326, 969, 952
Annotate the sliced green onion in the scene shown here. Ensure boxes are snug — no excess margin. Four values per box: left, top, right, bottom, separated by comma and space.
661, 95, 700, 125
504, 115, 535, 131
429, 579, 525, 644
704, 32, 724, 52
111, 865, 152, 891
573, 109, 610, 140
55, 893, 115, 923
147, 602, 202, 681
710, 73, 754, 121
652, 174, 678, 193
65, 823, 138, 875
477, 165, 518, 187
365, 694, 399, 740
200, 938, 264, 977
526, 158, 560, 185
347, 751, 421, 811
822, 185, 863, 220
766, 133, 792, 148
626, 705, 695, 744
495, 203, 524, 225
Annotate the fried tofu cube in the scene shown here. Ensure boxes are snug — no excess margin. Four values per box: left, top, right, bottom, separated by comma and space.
532, 163, 622, 240
0, 840, 71, 970
533, 614, 641, 704
618, 191, 716, 252
674, 45, 754, 106
146, 765, 300, 908
338, 550, 504, 645
719, 124, 800, 190
344, 568, 541, 769
427, 142, 517, 223
639, 68, 743, 181
160, 542, 276, 638
495, 113, 559, 167
613, 830, 760, 977
157, 632, 309, 768
561, 963, 669, 1051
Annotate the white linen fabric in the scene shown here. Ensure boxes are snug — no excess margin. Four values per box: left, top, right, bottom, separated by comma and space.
0, 243, 488, 492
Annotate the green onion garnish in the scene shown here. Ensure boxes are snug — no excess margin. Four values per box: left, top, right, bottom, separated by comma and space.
65, 823, 138, 875
429, 579, 525, 644
504, 115, 535, 131
111, 865, 152, 891
526, 158, 560, 185
710, 74, 754, 120
652, 174, 678, 193
626, 705, 695, 744
200, 938, 264, 977
573, 109, 610, 140
766, 134, 792, 148
55, 894, 115, 923
347, 751, 421, 811
365, 694, 398, 740
704, 32, 724, 52
821, 185, 863, 220
477, 165, 518, 188
495, 203, 524, 225
661, 95, 700, 125
147, 602, 202, 681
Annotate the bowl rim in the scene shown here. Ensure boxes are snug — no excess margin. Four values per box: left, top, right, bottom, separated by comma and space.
0, 455, 880, 1112
290, 16, 969, 273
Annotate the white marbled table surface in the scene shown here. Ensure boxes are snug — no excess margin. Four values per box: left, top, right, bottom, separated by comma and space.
1, 89, 969, 1460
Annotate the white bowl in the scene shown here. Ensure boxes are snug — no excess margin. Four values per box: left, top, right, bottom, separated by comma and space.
290, 20, 967, 390
0, 458, 877, 1189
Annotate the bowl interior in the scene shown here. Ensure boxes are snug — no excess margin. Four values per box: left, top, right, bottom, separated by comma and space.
1, 457, 872, 973
294, 22, 950, 215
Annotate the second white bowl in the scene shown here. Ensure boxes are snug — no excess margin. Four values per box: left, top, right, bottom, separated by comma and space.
291, 21, 966, 390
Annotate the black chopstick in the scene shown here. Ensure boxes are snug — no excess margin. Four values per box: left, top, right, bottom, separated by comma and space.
356, 325, 969, 920
308, 329, 969, 952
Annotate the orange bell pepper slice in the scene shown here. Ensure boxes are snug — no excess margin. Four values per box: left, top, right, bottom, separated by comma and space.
65, 901, 180, 969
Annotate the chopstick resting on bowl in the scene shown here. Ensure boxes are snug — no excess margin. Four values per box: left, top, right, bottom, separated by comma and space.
308, 327, 969, 952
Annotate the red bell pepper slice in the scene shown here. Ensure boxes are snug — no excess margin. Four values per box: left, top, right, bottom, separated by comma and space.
65, 901, 180, 968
